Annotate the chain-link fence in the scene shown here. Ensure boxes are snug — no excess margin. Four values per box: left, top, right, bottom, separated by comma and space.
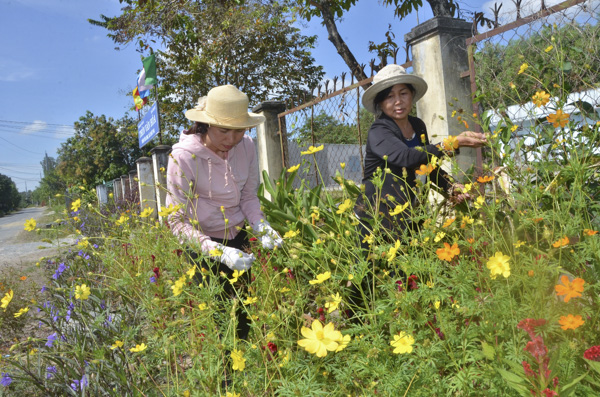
467, 0, 600, 161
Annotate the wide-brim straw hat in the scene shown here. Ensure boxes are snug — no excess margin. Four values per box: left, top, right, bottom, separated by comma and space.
361, 64, 428, 115
185, 85, 265, 129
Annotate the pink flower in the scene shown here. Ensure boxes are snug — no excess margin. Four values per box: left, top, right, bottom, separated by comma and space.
517, 318, 546, 338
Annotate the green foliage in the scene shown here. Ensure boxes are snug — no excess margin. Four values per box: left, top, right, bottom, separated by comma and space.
92, 0, 324, 139
293, 108, 373, 144
56, 112, 146, 189
475, 21, 600, 110
0, 173, 21, 215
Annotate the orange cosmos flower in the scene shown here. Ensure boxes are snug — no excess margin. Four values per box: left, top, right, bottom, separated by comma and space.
552, 236, 569, 248
436, 242, 460, 262
583, 229, 598, 236
442, 217, 455, 228
559, 314, 584, 330
547, 109, 570, 128
477, 175, 495, 183
416, 163, 436, 176
555, 275, 585, 302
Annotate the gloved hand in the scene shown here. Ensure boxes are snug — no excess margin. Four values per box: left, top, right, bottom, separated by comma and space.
218, 245, 255, 271
253, 220, 283, 249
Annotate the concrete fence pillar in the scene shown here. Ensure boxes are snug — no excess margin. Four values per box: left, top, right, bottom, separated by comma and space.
96, 184, 108, 205
136, 157, 157, 219
128, 170, 139, 204
406, 17, 478, 179
252, 101, 286, 200
121, 175, 130, 201
151, 145, 171, 221
113, 178, 122, 202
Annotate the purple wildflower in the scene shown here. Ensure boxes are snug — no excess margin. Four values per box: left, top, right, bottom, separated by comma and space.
70, 379, 80, 391
45, 332, 57, 348
0, 373, 12, 387
81, 374, 88, 388
150, 276, 156, 283
46, 366, 57, 379
40, 285, 46, 293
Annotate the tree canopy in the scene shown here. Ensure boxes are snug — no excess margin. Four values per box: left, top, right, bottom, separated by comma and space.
91, 0, 324, 138
0, 174, 21, 215
56, 112, 146, 188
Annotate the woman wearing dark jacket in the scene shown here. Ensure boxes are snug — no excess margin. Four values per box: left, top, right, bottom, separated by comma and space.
355, 64, 487, 236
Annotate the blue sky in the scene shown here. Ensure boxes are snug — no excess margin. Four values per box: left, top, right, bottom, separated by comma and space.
0, 0, 515, 192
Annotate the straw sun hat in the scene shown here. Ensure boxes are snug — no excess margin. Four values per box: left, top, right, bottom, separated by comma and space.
361, 64, 428, 115
185, 85, 265, 129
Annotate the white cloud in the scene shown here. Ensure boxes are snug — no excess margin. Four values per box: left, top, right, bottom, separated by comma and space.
0, 60, 36, 82
20, 121, 47, 135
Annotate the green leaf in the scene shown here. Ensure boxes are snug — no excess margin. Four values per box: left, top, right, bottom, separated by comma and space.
560, 372, 588, 396
496, 368, 530, 396
561, 61, 573, 72
481, 341, 495, 360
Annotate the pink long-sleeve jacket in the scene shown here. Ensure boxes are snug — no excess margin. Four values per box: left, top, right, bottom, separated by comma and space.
165, 132, 265, 253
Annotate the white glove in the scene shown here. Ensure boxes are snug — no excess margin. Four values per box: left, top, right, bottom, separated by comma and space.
218, 245, 255, 271
253, 220, 283, 249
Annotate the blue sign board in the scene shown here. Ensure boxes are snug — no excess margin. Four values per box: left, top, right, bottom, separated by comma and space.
138, 103, 159, 147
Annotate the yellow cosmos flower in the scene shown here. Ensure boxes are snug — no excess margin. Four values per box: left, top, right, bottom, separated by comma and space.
434, 232, 446, 243
518, 63, 529, 74
139, 207, 154, 218
243, 296, 258, 305
110, 340, 124, 350
129, 343, 147, 353
514, 240, 526, 248
225, 392, 240, 397
300, 145, 324, 155
297, 320, 342, 357
547, 109, 570, 128
340, 162, 346, 169
544, 45, 553, 53
389, 202, 409, 216
71, 199, 81, 212
115, 214, 129, 225
559, 314, 584, 330
336, 199, 353, 214
231, 349, 246, 371
324, 293, 342, 313
309, 271, 331, 285
283, 229, 299, 239
24, 218, 37, 231
287, 164, 300, 173
14, 307, 29, 318
390, 332, 415, 354
158, 204, 180, 217
386, 240, 401, 263
335, 334, 351, 352
209, 247, 223, 257
532, 90, 550, 107
198, 303, 208, 311
75, 284, 91, 300
486, 252, 511, 279
434, 300, 441, 309
186, 266, 196, 280
473, 196, 485, 209
229, 270, 245, 284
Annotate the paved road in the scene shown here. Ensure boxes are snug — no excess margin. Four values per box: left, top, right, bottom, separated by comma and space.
0, 206, 47, 244
0, 207, 75, 268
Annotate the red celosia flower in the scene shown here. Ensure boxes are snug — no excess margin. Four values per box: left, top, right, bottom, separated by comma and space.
267, 342, 278, 354
396, 280, 404, 292
522, 361, 535, 377
584, 345, 600, 361
542, 388, 557, 397
408, 275, 419, 290
153, 267, 160, 279
249, 237, 258, 242
524, 336, 548, 359
517, 318, 547, 338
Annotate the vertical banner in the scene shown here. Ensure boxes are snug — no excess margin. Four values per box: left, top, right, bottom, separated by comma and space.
138, 103, 160, 148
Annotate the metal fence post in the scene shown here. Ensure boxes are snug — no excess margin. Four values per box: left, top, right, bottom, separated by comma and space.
150, 145, 172, 221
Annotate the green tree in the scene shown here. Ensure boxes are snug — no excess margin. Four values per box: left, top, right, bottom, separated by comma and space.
56, 112, 146, 188
295, 108, 374, 144
32, 153, 66, 206
0, 174, 21, 214
90, 0, 324, 139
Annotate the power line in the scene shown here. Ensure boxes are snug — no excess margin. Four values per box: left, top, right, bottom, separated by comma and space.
0, 136, 44, 155
0, 166, 41, 175
0, 119, 74, 128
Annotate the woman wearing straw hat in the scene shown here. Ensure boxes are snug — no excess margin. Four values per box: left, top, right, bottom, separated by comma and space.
355, 64, 487, 236
165, 85, 282, 343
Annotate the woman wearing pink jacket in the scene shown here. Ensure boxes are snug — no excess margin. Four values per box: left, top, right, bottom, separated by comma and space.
165, 85, 282, 345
